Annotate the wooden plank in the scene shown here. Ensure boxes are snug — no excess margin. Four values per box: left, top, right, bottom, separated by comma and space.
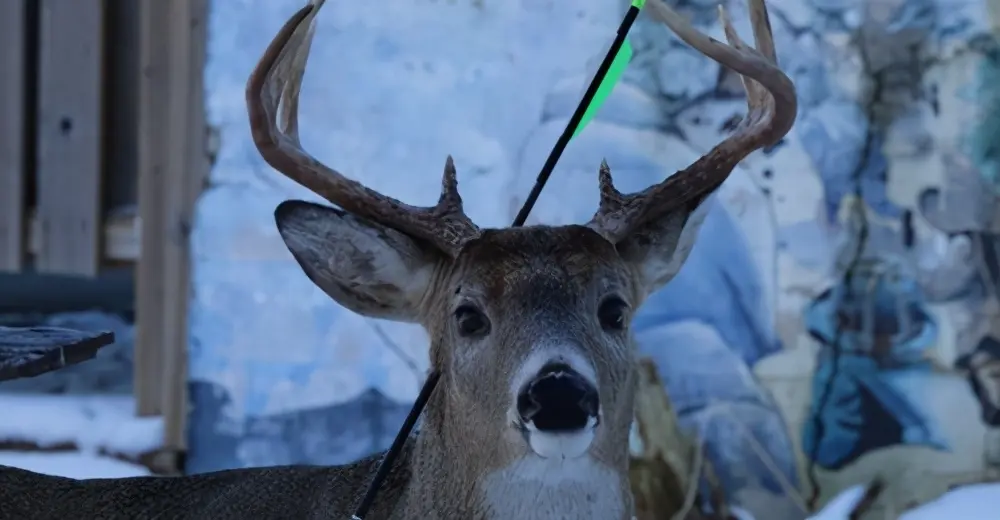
34, 0, 105, 276
28, 209, 140, 261
0, 0, 27, 272
135, 0, 170, 416
135, 0, 206, 459
160, 0, 208, 455
0, 326, 114, 382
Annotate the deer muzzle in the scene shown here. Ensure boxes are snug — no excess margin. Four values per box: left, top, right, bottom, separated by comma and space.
515, 362, 601, 459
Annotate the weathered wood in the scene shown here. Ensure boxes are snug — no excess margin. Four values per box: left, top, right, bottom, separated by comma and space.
134, 0, 170, 417
135, 0, 207, 459
0, 326, 115, 382
34, 0, 105, 276
0, 0, 27, 272
160, 0, 209, 455
28, 209, 141, 261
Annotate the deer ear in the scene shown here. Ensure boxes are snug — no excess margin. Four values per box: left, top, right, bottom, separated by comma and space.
274, 200, 436, 323
616, 195, 714, 297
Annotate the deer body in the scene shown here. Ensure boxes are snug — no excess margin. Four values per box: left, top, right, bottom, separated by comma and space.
0, 0, 795, 517
0, 448, 405, 519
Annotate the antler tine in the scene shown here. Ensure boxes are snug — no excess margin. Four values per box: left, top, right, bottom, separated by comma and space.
246, 1, 480, 258
588, 0, 797, 243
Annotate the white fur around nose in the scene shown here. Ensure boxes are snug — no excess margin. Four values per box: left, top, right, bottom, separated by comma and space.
510, 346, 601, 460
523, 416, 598, 459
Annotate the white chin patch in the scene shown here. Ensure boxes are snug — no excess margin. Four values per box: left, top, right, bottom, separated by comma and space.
523, 416, 598, 459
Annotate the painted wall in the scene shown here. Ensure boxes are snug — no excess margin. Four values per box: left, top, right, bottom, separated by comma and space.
190, 0, 1000, 516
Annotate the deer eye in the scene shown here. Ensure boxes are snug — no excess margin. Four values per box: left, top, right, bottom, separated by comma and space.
455, 305, 490, 337
598, 297, 628, 331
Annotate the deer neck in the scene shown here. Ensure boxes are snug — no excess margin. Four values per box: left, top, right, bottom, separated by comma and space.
396, 376, 635, 520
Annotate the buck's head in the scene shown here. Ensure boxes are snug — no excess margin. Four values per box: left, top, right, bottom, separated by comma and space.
248, 0, 795, 468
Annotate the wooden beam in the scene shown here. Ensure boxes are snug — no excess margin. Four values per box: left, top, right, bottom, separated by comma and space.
135, 0, 207, 459
159, 0, 208, 455
27, 210, 139, 262
0, 0, 27, 272
0, 326, 115, 382
135, 0, 169, 417
34, 0, 105, 276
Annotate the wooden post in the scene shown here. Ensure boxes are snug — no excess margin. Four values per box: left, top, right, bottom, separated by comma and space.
135, 0, 207, 463
160, 0, 208, 459
134, 0, 169, 418
0, 0, 27, 272
34, 0, 105, 276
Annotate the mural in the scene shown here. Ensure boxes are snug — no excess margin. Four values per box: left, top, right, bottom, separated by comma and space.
190, 0, 1000, 517
801, 259, 946, 471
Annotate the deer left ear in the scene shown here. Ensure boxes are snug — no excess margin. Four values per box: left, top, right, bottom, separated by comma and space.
274, 200, 438, 323
616, 195, 715, 297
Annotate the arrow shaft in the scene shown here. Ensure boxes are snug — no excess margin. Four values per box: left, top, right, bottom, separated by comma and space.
512, 4, 643, 227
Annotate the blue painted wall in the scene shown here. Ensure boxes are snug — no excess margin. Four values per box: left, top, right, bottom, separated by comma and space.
189, 0, 999, 516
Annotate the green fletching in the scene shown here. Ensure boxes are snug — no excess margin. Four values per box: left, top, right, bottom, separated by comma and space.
571, 39, 633, 140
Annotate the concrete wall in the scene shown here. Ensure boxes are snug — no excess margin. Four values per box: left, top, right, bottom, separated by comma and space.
190, 0, 1000, 516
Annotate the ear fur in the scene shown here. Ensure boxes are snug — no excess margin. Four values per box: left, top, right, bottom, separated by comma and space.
274, 200, 437, 322
616, 194, 715, 296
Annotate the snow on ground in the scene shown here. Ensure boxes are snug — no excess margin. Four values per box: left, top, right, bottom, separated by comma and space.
0, 394, 163, 457
807, 482, 1000, 520
0, 394, 162, 479
0, 451, 150, 479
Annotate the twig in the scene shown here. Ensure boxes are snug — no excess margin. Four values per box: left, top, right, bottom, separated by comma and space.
368, 322, 424, 383
671, 435, 706, 520
702, 404, 810, 514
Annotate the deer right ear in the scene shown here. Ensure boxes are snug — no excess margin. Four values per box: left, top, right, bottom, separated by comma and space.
274, 200, 437, 323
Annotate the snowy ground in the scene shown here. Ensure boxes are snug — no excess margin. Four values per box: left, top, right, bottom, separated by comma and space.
0, 451, 150, 479
0, 394, 161, 478
808, 483, 1000, 520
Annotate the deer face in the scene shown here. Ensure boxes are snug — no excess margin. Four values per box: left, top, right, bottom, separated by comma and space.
435, 226, 638, 460
273, 174, 743, 467
254, 0, 796, 477
273, 204, 660, 460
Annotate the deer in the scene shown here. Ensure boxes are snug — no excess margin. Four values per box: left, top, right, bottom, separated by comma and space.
0, 0, 795, 518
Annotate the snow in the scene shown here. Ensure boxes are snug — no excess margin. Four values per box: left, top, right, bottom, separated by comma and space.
806, 482, 1000, 520
0, 394, 162, 480
0, 452, 150, 479
0, 394, 163, 457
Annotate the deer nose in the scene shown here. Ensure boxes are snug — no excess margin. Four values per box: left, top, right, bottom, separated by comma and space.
516, 362, 600, 432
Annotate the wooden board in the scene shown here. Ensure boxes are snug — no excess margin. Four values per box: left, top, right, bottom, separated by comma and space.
34, 0, 105, 276
0, 326, 114, 382
28, 209, 140, 262
0, 0, 27, 272
135, 0, 170, 418
135, 0, 208, 458
160, 0, 209, 456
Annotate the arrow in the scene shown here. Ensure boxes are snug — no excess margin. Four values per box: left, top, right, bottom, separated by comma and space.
513, 0, 645, 225
572, 0, 645, 139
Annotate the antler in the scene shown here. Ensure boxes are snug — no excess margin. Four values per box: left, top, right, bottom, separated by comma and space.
246, 0, 480, 258
588, 0, 797, 243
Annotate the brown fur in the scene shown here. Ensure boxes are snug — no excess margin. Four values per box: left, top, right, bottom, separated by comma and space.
0, 444, 412, 519
278, 213, 652, 518
400, 226, 642, 518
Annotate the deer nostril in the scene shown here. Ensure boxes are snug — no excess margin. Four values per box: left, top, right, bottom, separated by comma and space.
517, 363, 599, 432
